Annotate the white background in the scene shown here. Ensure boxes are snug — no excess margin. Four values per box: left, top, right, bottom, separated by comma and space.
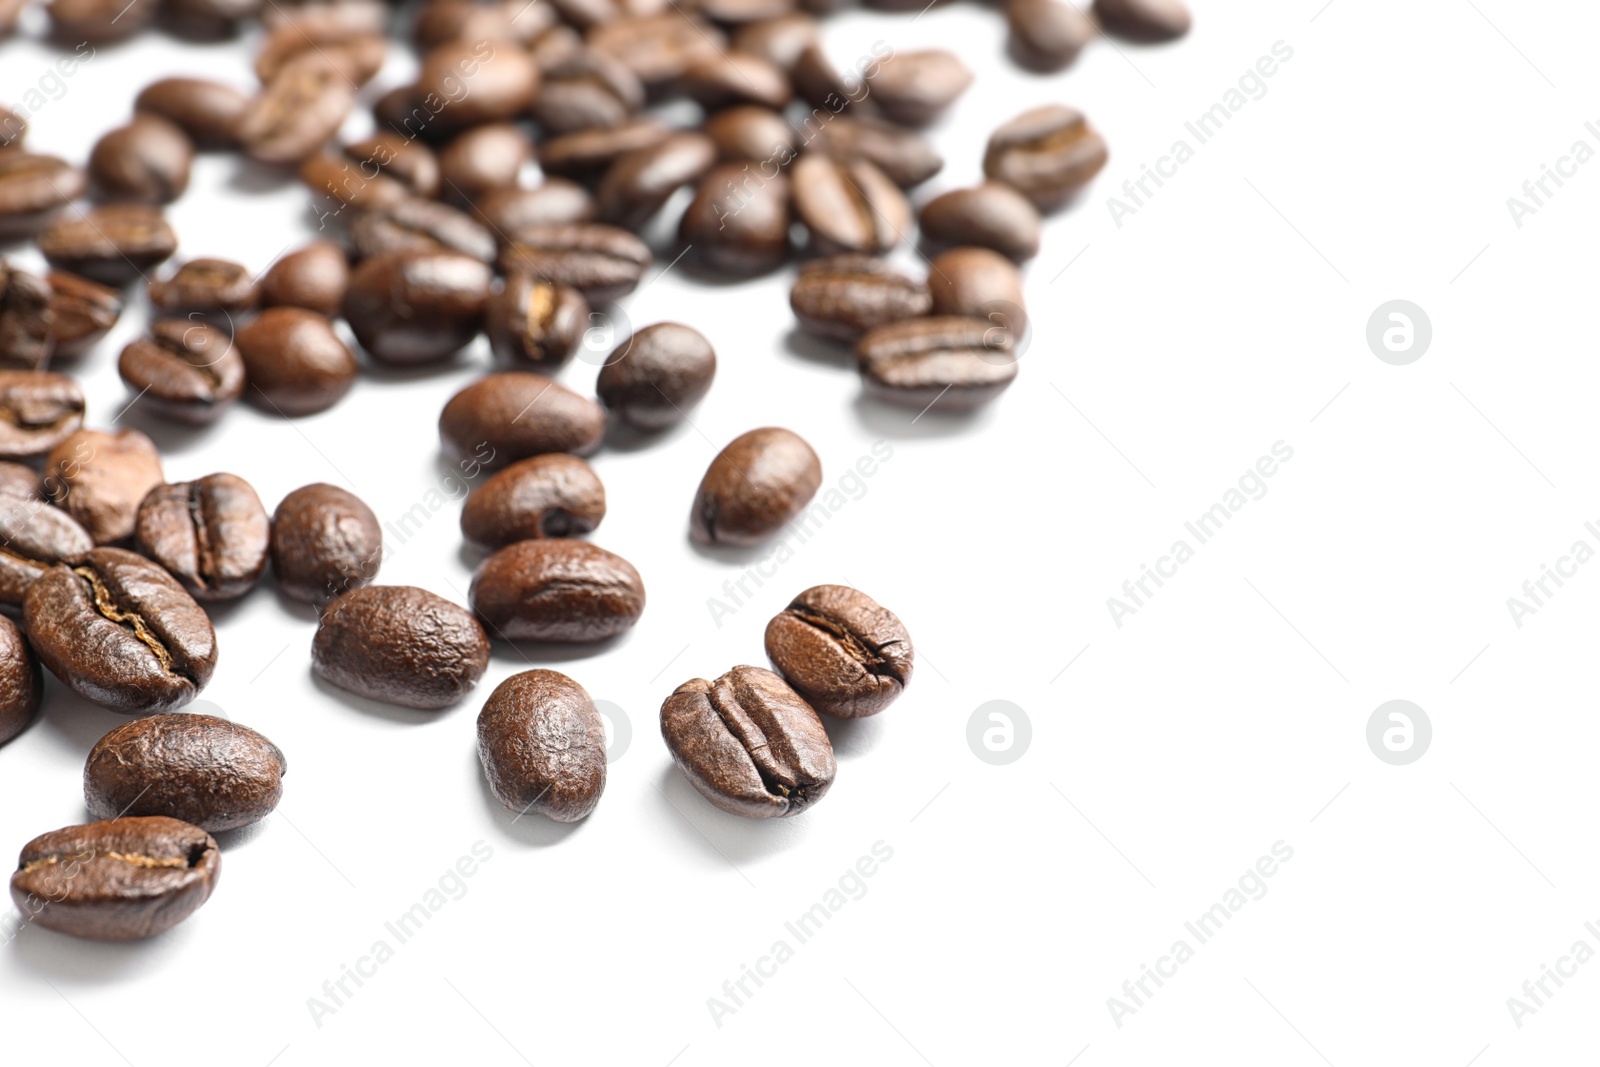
2, 0, 1597, 1063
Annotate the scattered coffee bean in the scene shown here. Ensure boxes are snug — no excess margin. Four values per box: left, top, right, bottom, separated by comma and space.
270, 482, 381, 605
46, 270, 123, 359
809, 116, 942, 188
680, 51, 793, 110
438, 124, 532, 204
730, 12, 818, 69
258, 241, 349, 316
680, 163, 791, 275
135, 77, 251, 150
1005, 0, 1095, 71
529, 23, 584, 71
134, 473, 270, 600
478, 669, 606, 820
0, 264, 53, 370
470, 538, 645, 641
235, 308, 359, 416
596, 322, 716, 431
699, 0, 792, 22
928, 246, 1027, 337
256, 24, 386, 87
348, 197, 496, 263
919, 182, 1042, 261
791, 43, 863, 114
0, 153, 85, 238
704, 106, 797, 164
856, 315, 1018, 412
300, 151, 410, 212
1093, 0, 1190, 41
870, 50, 972, 126
37, 205, 179, 287
792, 154, 910, 255
84, 714, 285, 831
313, 584, 490, 709
414, 0, 552, 47
765, 584, 912, 717
460, 453, 606, 549
235, 52, 357, 165
983, 104, 1108, 210
343, 132, 442, 200
416, 41, 540, 134
0, 614, 40, 746
0, 469, 94, 608
538, 118, 672, 180
440, 372, 606, 469
597, 131, 717, 230
48, 0, 155, 41
148, 258, 259, 319
485, 274, 588, 368
691, 427, 821, 546
0, 370, 84, 458
44, 429, 165, 545
497, 223, 651, 304
161, 0, 261, 40
589, 13, 726, 85
533, 49, 645, 134
343, 249, 492, 364
789, 254, 930, 342
87, 114, 194, 204
476, 181, 597, 234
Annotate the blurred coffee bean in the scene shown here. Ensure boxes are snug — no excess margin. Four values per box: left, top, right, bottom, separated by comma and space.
0, 265, 53, 370
235, 308, 358, 416
869, 50, 972, 126
928, 247, 1026, 334
348, 198, 496, 263
440, 372, 606, 468
415, 41, 540, 134
533, 49, 645, 134
235, 53, 357, 165
497, 223, 651, 304
597, 322, 716, 430
477, 182, 597, 234
48, 0, 155, 41
135, 78, 251, 150
792, 154, 909, 255
485, 274, 588, 368
538, 118, 672, 180
0, 371, 83, 458
680, 163, 791, 275
414, 0, 554, 46
38, 205, 179, 287
808, 116, 942, 187
255, 23, 386, 86
789, 255, 929, 342
47, 270, 122, 358
679, 52, 793, 110
343, 249, 492, 364
148, 258, 258, 319
438, 124, 533, 204
44, 428, 165, 545
596, 131, 717, 230
918, 182, 1042, 260
87, 114, 194, 204
589, 14, 727, 85
1094, 0, 1190, 40
983, 104, 1108, 210
1005, 0, 1095, 71
705, 106, 798, 164
343, 133, 442, 200
856, 315, 1017, 412
259, 242, 348, 316
0, 106, 25, 151
731, 12, 817, 69
0, 154, 87, 238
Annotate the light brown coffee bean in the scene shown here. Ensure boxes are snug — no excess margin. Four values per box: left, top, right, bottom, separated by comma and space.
792, 154, 910, 255
258, 242, 349, 317
868, 49, 972, 126
478, 669, 607, 821
808, 116, 942, 188
679, 52, 792, 110
1093, 0, 1190, 41
856, 315, 1018, 412
928, 246, 1026, 334
147, 258, 258, 319
87, 114, 194, 204
135, 78, 251, 150
730, 13, 818, 69
691, 427, 821, 546
919, 182, 1042, 261
0, 154, 85, 238
235, 53, 358, 165
1005, 0, 1095, 71
44, 429, 165, 545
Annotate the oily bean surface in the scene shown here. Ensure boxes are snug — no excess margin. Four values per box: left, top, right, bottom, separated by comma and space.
791, 155, 909, 255
258, 242, 348, 316
919, 183, 1042, 261
0, 469, 94, 608
134, 473, 269, 601
470, 538, 645, 642
596, 322, 716, 431
235, 308, 358, 416
478, 669, 606, 821
0, 154, 86, 237
343, 249, 492, 365
117, 319, 245, 425
485, 275, 588, 368
440, 372, 605, 469
680, 164, 791, 275
0, 370, 84, 458
313, 584, 490, 709
0, 614, 41, 747
87, 114, 194, 204
134, 78, 250, 150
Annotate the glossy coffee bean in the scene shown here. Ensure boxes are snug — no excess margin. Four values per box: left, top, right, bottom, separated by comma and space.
9, 817, 219, 940
134, 473, 269, 601
313, 585, 490, 709
259, 242, 348, 316
1005, 0, 1095, 71
235, 53, 358, 165
792, 155, 910, 255
235, 308, 359, 416
0, 265, 53, 370
698, 0, 792, 22
342, 133, 441, 200
343, 250, 492, 364
0, 154, 85, 238
135, 78, 251, 150
148, 258, 258, 319
87, 114, 194, 204
533, 49, 644, 134
270, 483, 381, 605
983, 105, 1108, 210
37, 205, 179, 287
438, 124, 531, 204
731, 12, 817, 69
44, 429, 165, 545
660, 665, 834, 818
24, 547, 218, 712
528, 24, 584, 71
808, 116, 942, 188
691, 427, 821, 546
928, 246, 1026, 334
789, 255, 930, 342
478, 669, 606, 820
679, 52, 793, 110
680, 164, 791, 275
597, 132, 717, 230
470, 538, 645, 641
477, 182, 596, 234
497, 224, 651, 304
460, 454, 606, 549
48, 0, 155, 41
919, 182, 1042, 261
485, 274, 588, 368
348, 198, 496, 263
0, 614, 39, 746
48, 271, 122, 359
84, 714, 285, 831
300, 152, 409, 213
440, 372, 605, 468
590, 13, 726, 85
0, 471, 92, 608
416, 42, 540, 134
765, 584, 912, 717
1094, 0, 1190, 40
414, 0, 553, 47
0, 371, 84, 458
256, 27, 386, 88
538, 118, 672, 180
790, 43, 862, 114
870, 50, 972, 126
705, 106, 797, 165
596, 322, 715, 431
856, 315, 1018, 412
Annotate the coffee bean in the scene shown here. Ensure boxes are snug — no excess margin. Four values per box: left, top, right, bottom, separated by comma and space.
87, 114, 194, 204
590, 13, 727, 85
808, 115, 942, 188
44, 429, 165, 545
415, 0, 554, 47
343, 133, 442, 200
792, 154, 910, 255
313, 585, 490, 709
596, 131, 717, 230
765, 584, 912, 717
0, 469, 93, 608
134, 473, 269, 600
730, 12, 817, 69
983, 104, 1108, 210
135, 77, 251, 150
148, 258, 259, 319
270, 483, 381, 605
343, 249, 492, 364
679, 52, 793, 110
856, 315, 1018, 412
48, 0, 155, 41
9, 816, 220, 940
415, 41, 541, 135
918, 182, 1042, 261
486, 274, 588, 368
438, 124, 532, 203
538, 117, 672, 180
476, 181, 597, 233
47, 270, 123, 359
0, 264, 53, 370
660, 665, 834, 817
478, 669, 606, 820
0, 154, 86, 238
680, 163, 792, 275
259, 242, 349, 316
1005, 0, 1095, 71
235, 308, 358, 416
37, 205, 179, 287
24, 546, 217, 712
0, 106, 26, 150
0, 614, 40, 746
928, 246, 1026, 336
348, 198, 497, 263
698, 0, 793, 20
161, 0, 260, 40
84, 714, 285, 831
235, 52, 358, 165
791, 43, 864, 114
497, 224, 651, 304
440, 371, 606, 468
869, 50, 972, 126
0, 370, 84, 458
596, 322, 715, 430
529, 24, 585, 71
256, 26, 387, 87
300, 152, 410, 213
460, 453, 606, 549
121, 322, 245, 428
532, 49, 645, 134
704, 106, 797, 165
789, 254, 929, 342
1093, 0, 1190, 40
691, 427, 821, 545
470, 538, 645, 641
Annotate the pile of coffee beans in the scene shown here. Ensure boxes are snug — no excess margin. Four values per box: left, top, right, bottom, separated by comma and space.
0, 0, 1191, 939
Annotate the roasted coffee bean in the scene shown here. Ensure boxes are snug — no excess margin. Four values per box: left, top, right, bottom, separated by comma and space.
235, 52, 358, 165
731, 12, 818, 69
680, 164, 791, 275
438, 124, 532, 204
84, 715, 285, 831
533, 49, 645, 134
789, 255, 930, 342
343, 250, 492, 364
135, 78, 251, 150
87, 114, 194, 204
698, 0, 791, 20
928, 246, 1026, 333
24, 547, 217, 712
0, 614, 40, 746
477, 182, 597, 234
416, 42, 541, 135
1005, 0, 1094, 71
0, 470, 93, 608
660, 665, 834, 818
485, 274, 588, 368
792, 155, 909, 255
414, 0, 554, 47
705, 106, 798, 164
348, 198, 496, 263
478, 669, 606, 820
596, 322, 715, 430
9, 817, 219, 940
470, 538, 644, 641
498, 224, 651, 304
37, 205, 179, 287
343, 133, 441, 200
791, 43, 865, 114
680, 52, 793, 110
300, 152, 410, 212
235, 308, 358, 416
0, 106, 26, 150
0, 371, 84, 458
0, 265, 53, 370
148, 258, 258, 319
48, 0, 155, 41
440, 372, 606, 468
538, 118, 672, 180
460, 454, 606, 549
0, 154, 85, 238
256, 26, 386, 87
47, 270, 123, 359
134, 473, 269, 600
161, 0, 262, 39
529, 23, 585, 71
983, 105, 1108, 210
919, 182, 1042, 261
270, 483, 381, 605
691, 427, 821, 545
589, 13, 727, 85
808, 115, 942, 188
856, 315, 1017, 412
1094, 0, 1190, 40
259, 242, 349, 316
869, 50, 972, 126
313, 585, 489, 709
45, 429, 165, 545
765, 584, 912, 717
596, 132, 717, 230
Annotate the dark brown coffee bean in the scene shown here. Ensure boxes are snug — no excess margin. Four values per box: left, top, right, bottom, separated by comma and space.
313, 585, 489, 709
416, 42, 541, 135
134, 473, 269, 600
348, 198, 496, 263
414, 0, 554, 47
44, 429, 165, 545
87, 115, 194, 205
789, 254, 930, 342
856, 315, 1018, 412
533, 49, 645, 134
236, 52, 358, 165
680, 163, 791, 275
791, 43, 865, 114
928, 246, 1026, 333
699, 0, 792, 19
256, 27, 386, 88
868, 50, 972, 126
46, 270, 122, 359
161, 0, 262, 39
342, 133, 442, 200
765, 584, 911, 717
589, 13, 727, 85
807, 115, 942, 187
1094, 0, 1190, 40
547, 0, 620, 31
271, 483, 381, 605
0, 469, 93, 608
438, 124, 532, 204
730, 12, 817, 69
343, 250, 492, 365
0, 370, 83, 458
135, 78, 251, 150
477, 182, 597, 234
660, 665, 833, 817
48, 0, 154, 41
259, 242, 349, 316
791, 154, 909, 255
0, 106, 26, 151
440, 372, 606, 469
679, 52, 793, 110
470, 538, 644, 641
478, 669, 606, 820
596, 132, 717, 230
148, 258, 258, 319
597, 322, 715, 431
0, 614, 40, 746
530, 24, 585, 71
486, 274, 588, 368
0, 265, 53, 370
498, 223, 651, 304
691, 427, 821, 545
0, 154, 86, 238
1005, 0, 1094, 71
705, 106, 798, 164
9, 817, 219, 940
460, 454, 606, 549
919, 182, 1042, 261
983, 104, 1108, 210
538, 117, 672, 180
300, 152, 410, 213
24, 546, 217, 712
234, 308, 357, 416
37, 205, 179, 287
85, 715, 285, 831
